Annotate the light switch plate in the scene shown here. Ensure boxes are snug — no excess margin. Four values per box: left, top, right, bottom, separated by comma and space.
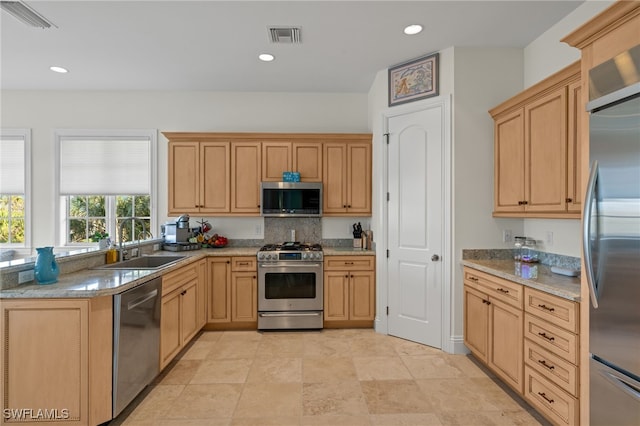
18, 269, 34, 284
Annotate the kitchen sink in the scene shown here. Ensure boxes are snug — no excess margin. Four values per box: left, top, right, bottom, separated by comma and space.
95, 255, 186, 270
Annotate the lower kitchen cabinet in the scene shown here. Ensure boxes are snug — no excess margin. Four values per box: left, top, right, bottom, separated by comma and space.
323, 255, 375, 327
0, 297, 112, 425
206, 256, 257, 329
463, 268, 524, 394
160, 260, 206, 370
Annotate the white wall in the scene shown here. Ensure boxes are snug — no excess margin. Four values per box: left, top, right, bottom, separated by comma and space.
521, 0, 614, 258
1, 90, 368, 249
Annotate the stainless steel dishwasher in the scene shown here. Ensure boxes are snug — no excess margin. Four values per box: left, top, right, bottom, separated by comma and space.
113, 277, 161, 417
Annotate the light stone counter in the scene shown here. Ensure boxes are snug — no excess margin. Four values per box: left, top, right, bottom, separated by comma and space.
0, 247, 259, 299
462, 259, 581, 302
323, 248, 376, 256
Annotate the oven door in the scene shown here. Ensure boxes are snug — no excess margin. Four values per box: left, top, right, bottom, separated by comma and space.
258, 261, 323, 311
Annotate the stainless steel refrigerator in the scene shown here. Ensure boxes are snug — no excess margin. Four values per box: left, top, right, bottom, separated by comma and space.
585, 44, 640, 425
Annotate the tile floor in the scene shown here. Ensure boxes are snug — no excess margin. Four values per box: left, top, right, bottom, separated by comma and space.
111, 329, 549, 426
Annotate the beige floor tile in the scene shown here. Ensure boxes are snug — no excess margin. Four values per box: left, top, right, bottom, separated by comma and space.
197, 331, 225, 342
301, 415, 372, 425
179, 340, 216, 360
303, 335, 352, 358
165, 383, 243, 419
206, 340, 260, 360
155, 359, 202, 385
415, 378, 511, 412
246, 356, 302, 382
448, 354, 495, 378
353, 356, 413, 380
350, 337, 397, 357
370, 413, 443, 426
218, 330, 264, 343
303, 381, 369, 416
437, 409, 544, 425
360, 380, 435, 414
190, 358, 253, 384
125, 385, 185, 422
156, 419, 232, 426
231, 416, 300, 426
469, 377, 529, 411
257, 335, 305, 357
391, 337, 443, 357
401, 355, 466, 379
303, 356, 358, 382
234, 382, 302, 417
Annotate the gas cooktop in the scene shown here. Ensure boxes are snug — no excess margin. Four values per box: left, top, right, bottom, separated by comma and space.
259, 242, 322, 252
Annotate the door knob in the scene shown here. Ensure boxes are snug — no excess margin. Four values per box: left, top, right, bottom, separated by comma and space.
431, 254, 440, 261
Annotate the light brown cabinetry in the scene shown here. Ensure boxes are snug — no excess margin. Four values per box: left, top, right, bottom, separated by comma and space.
463, 268, 524, 393
323, 141, 372, 215
231, 142, 261, 214
206, 256, 257, 329
168, 141, 231, 215
262, 141, 323, 182
0, 297, 112, 425
490, 61, 581, 218
523, 287, 580, 426
323, 255, 375, 327
160, 260, 206, 370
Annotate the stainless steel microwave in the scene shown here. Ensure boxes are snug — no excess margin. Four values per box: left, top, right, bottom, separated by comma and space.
260, 182, 322, 217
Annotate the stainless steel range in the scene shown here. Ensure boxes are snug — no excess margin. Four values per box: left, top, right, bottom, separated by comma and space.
257, 242, 323, 330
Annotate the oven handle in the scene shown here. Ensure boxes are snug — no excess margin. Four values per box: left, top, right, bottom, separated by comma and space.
258, 263, 323, 268
259, 312, 322, 317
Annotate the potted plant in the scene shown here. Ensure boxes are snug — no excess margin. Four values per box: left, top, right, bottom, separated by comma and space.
90, 231, 110, 249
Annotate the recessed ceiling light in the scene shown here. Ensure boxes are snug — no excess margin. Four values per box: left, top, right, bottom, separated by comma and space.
258, 53, 275, 62
404, 24, 423, 35
50, 66, 68, 73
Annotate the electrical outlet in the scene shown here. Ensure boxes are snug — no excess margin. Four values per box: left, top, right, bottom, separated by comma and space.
18, 269, 34, 284
546, 231, 554, 246
153, 243, 161, 251
503, 229, 513, 243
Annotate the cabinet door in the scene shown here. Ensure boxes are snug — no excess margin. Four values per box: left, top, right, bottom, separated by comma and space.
464, 285, 490, 362
524, 87, 568, 212
196, 259, 207, 329
168, 141, 200, 214
494, 109, 525, 213
323, 143, 348, 213
181, 281, 199, 345
201, 142, 231, 213
208, 257, 231, 323
231, 271, 257, 322
349, 271, 375, 321
293, 141, 322, 182
324, 271, 349, 321
489, 298, 524, 393
566, 81, 582, 213
346, 142, 372, 214
262, 141, 292, 181
231, 142, 261, 213
160, 288, 182, 369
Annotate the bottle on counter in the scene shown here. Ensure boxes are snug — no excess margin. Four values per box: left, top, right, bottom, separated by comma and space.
106, 243, 118, 264
521, 239, 539, 263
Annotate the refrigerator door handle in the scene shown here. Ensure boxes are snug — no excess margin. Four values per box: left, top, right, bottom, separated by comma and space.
583, 160, 599, 308
602, 370, 640, 400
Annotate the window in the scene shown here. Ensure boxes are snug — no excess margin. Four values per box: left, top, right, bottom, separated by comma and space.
56, 130, 157, 246
0, 129, 30, 247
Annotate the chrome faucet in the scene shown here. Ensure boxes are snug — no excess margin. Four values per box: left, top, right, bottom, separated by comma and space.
118, 217, 148, 262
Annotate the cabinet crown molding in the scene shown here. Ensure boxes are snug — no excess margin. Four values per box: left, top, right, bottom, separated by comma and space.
162, 132, 372, 142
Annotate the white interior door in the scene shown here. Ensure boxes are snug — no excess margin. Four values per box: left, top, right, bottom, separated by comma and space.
387, 103, 444, 348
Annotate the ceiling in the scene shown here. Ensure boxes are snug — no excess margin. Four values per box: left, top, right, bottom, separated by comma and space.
1, 0, 585, 92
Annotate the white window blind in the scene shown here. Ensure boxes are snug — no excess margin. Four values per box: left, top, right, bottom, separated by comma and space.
59, 138, 151, 195
0, 137, 25, 194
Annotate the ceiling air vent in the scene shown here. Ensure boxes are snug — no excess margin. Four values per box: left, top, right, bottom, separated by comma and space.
0, 1, 56, 28
268, 27, 301, 44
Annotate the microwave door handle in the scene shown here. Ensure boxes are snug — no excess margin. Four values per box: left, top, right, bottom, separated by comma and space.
583, 160, 599, 308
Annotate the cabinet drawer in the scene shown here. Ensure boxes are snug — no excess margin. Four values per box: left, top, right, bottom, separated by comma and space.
231, 256, 257, 272
524, 313, 578, 364
163, 261, 199, 294
524, 366, 578, 426
524, 339, 578, 397
464, 268, 523, 309
524, 287, 578, 333
324, 256, 374, 271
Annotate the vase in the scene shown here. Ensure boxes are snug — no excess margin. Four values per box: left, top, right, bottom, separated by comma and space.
34, 246, 59, 285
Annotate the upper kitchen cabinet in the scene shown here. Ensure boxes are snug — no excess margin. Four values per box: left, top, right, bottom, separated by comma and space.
231, 141, 261, 214
490, 61, 581, 218
168, 140, 230, 215
323, 137, 372, 216
262, 141, 323, 182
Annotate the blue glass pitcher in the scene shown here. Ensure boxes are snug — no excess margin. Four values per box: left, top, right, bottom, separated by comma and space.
34, 247, 59, 285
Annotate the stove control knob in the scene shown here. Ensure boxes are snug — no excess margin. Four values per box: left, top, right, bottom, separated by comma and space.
302, 252, 308, 259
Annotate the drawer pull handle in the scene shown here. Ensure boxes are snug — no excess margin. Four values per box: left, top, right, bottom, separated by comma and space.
482, 299, 491, 305
345, 262, 354, 265
496, 288, 510, 294
538, 392, 554, 404
538, 332, 555, 342
238, 262, 249, 266
538, 304, 555, 312
469, 277, 479, 281
538, 359, 555, 370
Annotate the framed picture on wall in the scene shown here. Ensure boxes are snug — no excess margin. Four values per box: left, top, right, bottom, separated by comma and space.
388, 52, 439, 107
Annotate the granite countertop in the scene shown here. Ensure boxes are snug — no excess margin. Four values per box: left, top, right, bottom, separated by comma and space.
461, 259, 581, 302
0, 246, 375, 299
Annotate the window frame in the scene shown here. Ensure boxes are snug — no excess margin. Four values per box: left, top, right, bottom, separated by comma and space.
0, 129, 31, 249
55, 129, 157, 247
